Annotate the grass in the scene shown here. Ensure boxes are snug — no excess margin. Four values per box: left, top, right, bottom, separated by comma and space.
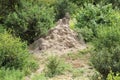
65, 48, 91, 60
32, 73, 48, 80
0, 68, 25, 80
72, 68, 84, 78
45, 56, 72, 77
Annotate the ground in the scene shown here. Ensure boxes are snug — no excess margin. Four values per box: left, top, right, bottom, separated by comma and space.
26, 19, 97, 80
25, 46, 96, 80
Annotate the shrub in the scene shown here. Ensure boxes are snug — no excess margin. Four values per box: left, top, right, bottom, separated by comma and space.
76, 27, 94, 42
0, 0, 21, 12
4, 1, 55, 44
45, 56, 69, 77
94, 25, 120, 49
0, 25, 5, 33
69, 0, 120, 8
0, 68, 24, 80
0, 32, 38, 71
36, 0, 57, 5
107, 71, 120, 80
68, 0, 93, 6
78, 4, 120, 28
92, 47, 120, 78
69, 18, 77, 30
75, 4, 119, 42
91, 25, 120, 78
0, 0, 22, 23
102, 0, 120, 8
53, 0, 78, 20
32, 73, 48, 80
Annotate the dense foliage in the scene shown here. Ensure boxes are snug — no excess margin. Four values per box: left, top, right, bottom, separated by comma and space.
75, 4, 119, 42
91, 24, 120, 78
0, 0, 78, 43
107, 71, 120, 80
53, 0, 78, 20
45, 56, 68, 77
5, 5, 54, 43
69, 0, 120, 8
0, 68, 24, 80
0, 32, 27, 69
0, 32, 38, 70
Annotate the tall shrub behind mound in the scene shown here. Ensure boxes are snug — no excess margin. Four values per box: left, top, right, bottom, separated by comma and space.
4, 1, 55, 44
0, 0, 22, 23
75, 4, 120, 42
53, 0, 78, 20
0, 32, 38, 71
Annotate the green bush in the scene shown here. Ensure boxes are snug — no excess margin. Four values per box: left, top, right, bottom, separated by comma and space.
0, 0, 21, 12
94, 25, 120, 49
107, 71, 120, 80
102, 0, 120, 8
4, 1, 55, 44
92, 47, 120, 78
0, 25, 5, 33
69, 0, 120, 8
69, 0, 112, 6
45, 56, 69, 77
53, 0, 78, 20
0, 0, 22, 23
91, 25, 120, 78
76, 27, 94, 42
32, 73, 48, 80
35, 0, 57, 6
68, 0, 94, 6
75, 4, 119, 42
0, 32, 38, 71
0, 68, 24, 80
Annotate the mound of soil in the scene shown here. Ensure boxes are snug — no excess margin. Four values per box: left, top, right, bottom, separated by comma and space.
29, 18, 86, 54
